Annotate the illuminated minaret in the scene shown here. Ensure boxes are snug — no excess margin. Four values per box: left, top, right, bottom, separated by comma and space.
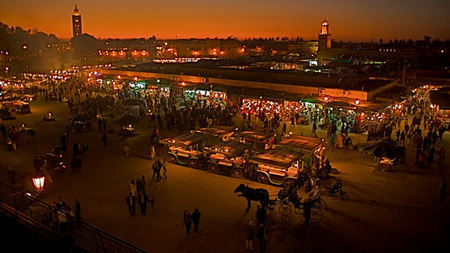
72, 4, 82, 37
318, 18, 331, 51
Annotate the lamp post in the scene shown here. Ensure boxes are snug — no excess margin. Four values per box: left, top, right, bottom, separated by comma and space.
31, 174, 45, 193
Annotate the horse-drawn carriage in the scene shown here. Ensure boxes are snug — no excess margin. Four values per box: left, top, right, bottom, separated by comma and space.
203, 142, 250, 176
234, 183, 328, 220
162, 133, 211, 169
249, 149, 303, 187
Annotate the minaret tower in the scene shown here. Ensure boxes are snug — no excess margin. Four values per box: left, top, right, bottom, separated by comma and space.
72, 4, 82, 37
318, 18, 331, 51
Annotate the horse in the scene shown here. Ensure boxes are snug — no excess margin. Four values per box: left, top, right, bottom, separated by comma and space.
234, 184, 270, 212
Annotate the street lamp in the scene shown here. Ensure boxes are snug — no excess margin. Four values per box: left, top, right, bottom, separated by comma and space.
31, 174, 45, 193
355, 99, 360, 105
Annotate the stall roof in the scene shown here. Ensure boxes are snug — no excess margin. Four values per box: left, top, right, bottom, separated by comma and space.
251, 149, 301, 168
195, 126, 235, 137
278, 135, 322, 151
167, 133, 205, 147
430, 88, 450, 109
234, 130, 275, 142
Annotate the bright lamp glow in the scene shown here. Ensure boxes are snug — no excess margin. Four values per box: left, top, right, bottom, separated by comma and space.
32, 175, 45, 192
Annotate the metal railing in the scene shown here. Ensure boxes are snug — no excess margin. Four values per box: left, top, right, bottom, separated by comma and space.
0, 180, 146, 253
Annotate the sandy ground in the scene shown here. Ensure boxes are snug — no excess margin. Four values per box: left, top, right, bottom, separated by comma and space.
1, 96, 449, 253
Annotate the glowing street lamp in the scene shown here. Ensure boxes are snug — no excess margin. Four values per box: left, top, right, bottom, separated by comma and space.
323, 96, 329, 102
31, 174, 45, 193
355, 99, 360, 105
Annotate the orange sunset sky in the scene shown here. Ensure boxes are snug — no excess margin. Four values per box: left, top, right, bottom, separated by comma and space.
1, 0, 449, 41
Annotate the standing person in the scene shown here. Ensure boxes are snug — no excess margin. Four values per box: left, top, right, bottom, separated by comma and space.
141, 175, 146, 191
256, 223, 266, 253
136, 178, 142, 193
183, 210, 192, 238
256, 205, 266, 225
74, 199, 81, 225
126, 192, 136, 216
312, 121, 317, 137
439, 180, 447, 203
97, 118, 103, 132
428, 146, 435, 164
162, 158, 168, 179
138, 191, 150, 214
102, 133, 107, 147
246, 220, 255, 251
302, 201, 313, 228
156, 160, 162, 181
418, 151, 425, 169
149, 145, 156, 160
191, 208, 201, 233
400, 130, 406, 146
122, 143, 130, 156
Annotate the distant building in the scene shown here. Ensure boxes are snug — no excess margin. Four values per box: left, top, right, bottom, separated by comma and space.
72, 5, 82, 37
162, 39, 244, 59
318, 18, 331, 51
288, 41, 318, 55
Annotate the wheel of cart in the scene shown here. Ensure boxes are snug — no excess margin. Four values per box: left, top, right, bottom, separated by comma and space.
277, 200, 292, 222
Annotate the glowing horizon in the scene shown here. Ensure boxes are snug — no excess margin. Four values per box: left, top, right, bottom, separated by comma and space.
0, 0, 449, 41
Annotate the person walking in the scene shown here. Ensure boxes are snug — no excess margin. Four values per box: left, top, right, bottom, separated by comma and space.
191, 208, 201, 233
152, 161, 158, 181
156, 160, 162, 181
246, 220, 255, 251
256, 223, 266, 253
126, 192, 136, 216
130, 180, 137, 198
138, 191, 150, 214
183, 210, 192, 238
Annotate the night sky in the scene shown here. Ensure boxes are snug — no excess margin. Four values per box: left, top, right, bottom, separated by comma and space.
1, 0, 449, 40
